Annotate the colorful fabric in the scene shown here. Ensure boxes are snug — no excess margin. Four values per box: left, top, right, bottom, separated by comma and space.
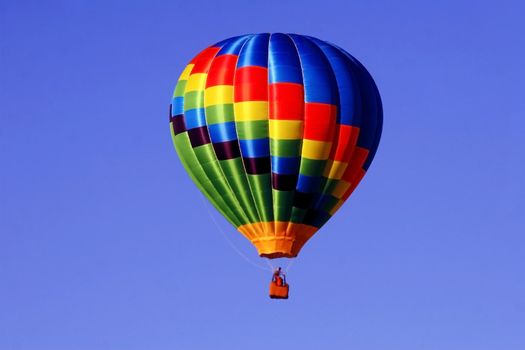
170, 33, 382, 258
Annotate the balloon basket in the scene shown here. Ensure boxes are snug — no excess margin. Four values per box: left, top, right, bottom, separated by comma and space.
269, 282, 289, 299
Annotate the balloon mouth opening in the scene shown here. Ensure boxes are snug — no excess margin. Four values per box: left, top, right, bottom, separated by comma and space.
251, 236, 307, 259
238, 224, 318, 260
260, 252, 298, 259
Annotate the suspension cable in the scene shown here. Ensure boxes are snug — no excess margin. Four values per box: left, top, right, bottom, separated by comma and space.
198, 194, 273, 272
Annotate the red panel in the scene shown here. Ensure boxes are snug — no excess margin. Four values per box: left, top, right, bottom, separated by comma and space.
341, 147, 369, 183
190, 47, 221, 74
234, 66, 268, 102
303, 103, 337, 141
206, 54, 237, 87
269, 83, 304, 120
342, 169, 366, 201
331, 125, 360, 161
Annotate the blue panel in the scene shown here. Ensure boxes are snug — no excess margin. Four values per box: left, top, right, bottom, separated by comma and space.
237, 33, 270, 68
172, 97, 185, 115
268, 33, 303, 84
208, 122, 237, 143
288, 34, 339, 105
296, 174, 322, 193
239, 138, 270, 158
363, 82, 383, 170
183, 108, 206, 130
216, 35, 253, 56
331, 48, 382, 169
308, 36, 363, 127
212, 36, 239, 49
350, 59, 380, 150
271, 156, 301, 174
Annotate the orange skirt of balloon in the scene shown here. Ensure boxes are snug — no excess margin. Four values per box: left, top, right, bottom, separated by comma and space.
237, 221, 318, 258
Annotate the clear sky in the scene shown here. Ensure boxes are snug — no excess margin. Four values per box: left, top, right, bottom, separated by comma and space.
1, 1, 524, 349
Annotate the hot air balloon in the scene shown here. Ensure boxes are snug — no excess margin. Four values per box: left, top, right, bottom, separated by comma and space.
169, 33, 382, 298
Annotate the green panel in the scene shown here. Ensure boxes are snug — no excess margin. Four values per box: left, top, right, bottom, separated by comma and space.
193, 144, 248, 223
193, 145, 218, 165
236, 121, 269, 140
272, 189, 294, 221
173, 81, 187, 97
171, 128, 242, 227
247, 174, 273, 222
322, 178, 339, 194
205, 104, 234, 124
200, 161, 228, 186
318, 194, 339, 212
272, 189, 294, 208
271, 139, 302, 157
299, 158, 326, 176
289, 207, 307, 223
183, 91, 204, 111
274, 207, 290, 221
219, 158, 260, 223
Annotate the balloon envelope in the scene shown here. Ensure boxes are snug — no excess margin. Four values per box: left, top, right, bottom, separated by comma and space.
170, 33, 382, 258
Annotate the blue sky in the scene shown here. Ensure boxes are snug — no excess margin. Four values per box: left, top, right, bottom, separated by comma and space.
1, 0, 524, 349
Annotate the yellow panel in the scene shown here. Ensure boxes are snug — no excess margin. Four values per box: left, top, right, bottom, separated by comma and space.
204, 85, 233, 107
186, 73, 207, 92
302, 139, 332, 160
332, 180, 351, 198
327, 161, 348, 180
234, 101, 268, 121
322, 159, 333, 177
269, 120, 303, 140
179, 64, 194, 81
329, 200, 344, 215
